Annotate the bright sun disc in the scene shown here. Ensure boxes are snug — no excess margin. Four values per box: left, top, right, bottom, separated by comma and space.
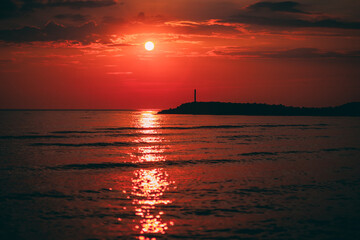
145, 41, 154, 51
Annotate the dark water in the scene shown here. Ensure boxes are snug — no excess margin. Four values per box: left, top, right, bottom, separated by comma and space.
0, 111, 359, 239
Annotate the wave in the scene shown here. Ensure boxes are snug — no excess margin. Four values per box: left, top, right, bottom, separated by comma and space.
51, 162, 139, 170
0, 132, 176, 141
6, 124, 328, 141
98, 123, 328, 131
51, 131, 97, 134
7, 146, 359, 171
217, 135, 264, 140
0, 135, 68, 139
97, 125, 245, 131
218, 134, 263, 138
105, 132, 177, 137
4, 190, 74, 200
322, 147, 360, 152
50, 159, 241, 170
240, 152, 279, 156
239, 147, 359, 156
239, 150, 315, 156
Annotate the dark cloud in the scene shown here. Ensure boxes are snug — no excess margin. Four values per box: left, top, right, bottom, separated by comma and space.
54, 14, 90, 22
247, 1, 306, 13
177, 24, 239, 35
212, 47, 360, 59
0, 0, 118, 19
137, 12, 146, 21
0, 0, 19, 19
0, 21, 101, 44
270, 48, 360, 58
107, 43, 133, 47
223, 1, 360, 30
21, 0, 118, 10
134, 12, 167, 24
227, 15, 360, 29
102, 16, 125, 24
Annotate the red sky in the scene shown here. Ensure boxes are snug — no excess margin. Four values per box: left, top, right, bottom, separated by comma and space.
0, 0, 359, 109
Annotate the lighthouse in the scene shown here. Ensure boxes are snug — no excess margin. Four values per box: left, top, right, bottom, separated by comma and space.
194, 89, 197, 103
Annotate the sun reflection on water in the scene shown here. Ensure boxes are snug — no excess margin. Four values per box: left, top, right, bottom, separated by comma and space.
137, 111, 160, 129
131, 111, 174, 239
131, 111, 167, 163
132, 168, 172, 235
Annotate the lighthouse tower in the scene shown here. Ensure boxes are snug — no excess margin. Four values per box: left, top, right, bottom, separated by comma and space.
194, 89, 197, 103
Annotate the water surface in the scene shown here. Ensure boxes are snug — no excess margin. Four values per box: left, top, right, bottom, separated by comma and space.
0, 111, 359, 239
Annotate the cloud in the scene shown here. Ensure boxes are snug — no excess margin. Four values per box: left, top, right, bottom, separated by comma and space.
165, 20, 241, 35
211, 47, 360, 59
227, 15, 360, 29
0, 21, 101, 44
222, 1, 360, 30
21, 0, 118, 10
0, 0, 118, 19
54, 14, 91, 22
106, 72, 132, 75
0, 0, 18, 19
134, 12, 167, 24
247, 1, 306, 13
102, 16, 125, 24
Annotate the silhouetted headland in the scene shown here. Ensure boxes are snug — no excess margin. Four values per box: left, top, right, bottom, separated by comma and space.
158, 102, 360, 116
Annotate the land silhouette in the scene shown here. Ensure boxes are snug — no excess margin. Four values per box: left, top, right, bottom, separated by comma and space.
158, 102, 360, 116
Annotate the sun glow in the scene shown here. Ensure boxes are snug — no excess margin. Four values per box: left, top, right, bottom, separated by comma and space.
145, 41, 154, 51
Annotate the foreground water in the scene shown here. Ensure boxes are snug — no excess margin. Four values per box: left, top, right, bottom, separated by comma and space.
0, 111, 359, 239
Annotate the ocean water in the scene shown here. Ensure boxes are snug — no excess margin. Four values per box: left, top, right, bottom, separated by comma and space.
0, 110, 359, 240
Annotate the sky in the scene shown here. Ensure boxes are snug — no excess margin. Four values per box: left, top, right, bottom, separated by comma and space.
0, 0, 359, 109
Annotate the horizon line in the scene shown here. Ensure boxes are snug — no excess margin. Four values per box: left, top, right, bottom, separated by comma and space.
0, 109, 142, 111
0, 101, 358, 111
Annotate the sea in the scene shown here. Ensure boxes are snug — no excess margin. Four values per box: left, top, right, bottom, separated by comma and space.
0, 110, 359, 240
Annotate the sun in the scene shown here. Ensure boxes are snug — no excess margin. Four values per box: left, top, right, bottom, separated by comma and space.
145, 41, 154, 51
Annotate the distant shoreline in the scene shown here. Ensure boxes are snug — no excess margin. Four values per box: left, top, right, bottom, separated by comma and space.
158, 102, 360, 116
